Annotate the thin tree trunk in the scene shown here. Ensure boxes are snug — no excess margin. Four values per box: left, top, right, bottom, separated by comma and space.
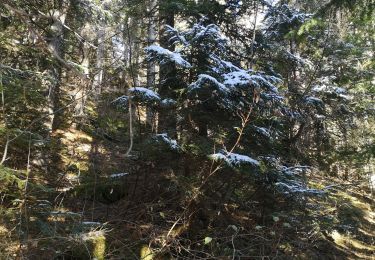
0, 71, 9, 165
124, 17, 139, 157
93, 18, 105, 96
249, 0, 259, 68
75, 23, 90, 118
129, 16, 142, 87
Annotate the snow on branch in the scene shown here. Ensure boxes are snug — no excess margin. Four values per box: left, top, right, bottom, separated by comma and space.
190, 23, 224, 43
188, 74, 230, 95
312, 84, 352, 100
304, 96, 324, 106
223, 71, 253, 87
112, 95, 129, 107
210, 55, 242, 73
282, 50, 312, 68
261, 93, 284, 102
145, 45, 191, 68
109, 173, 129, 178
254, 126, 271, 138
155, 133, 180, 151
223, 71, 281, 93
160, 98, 177, 108
265, 4, 311, 28
129, 87, 160, 102
275, 180, 326, 195
210, 151, 260, 168
112, 87, 160, 107
165, 25, 189, 46
276, 165, 326, 196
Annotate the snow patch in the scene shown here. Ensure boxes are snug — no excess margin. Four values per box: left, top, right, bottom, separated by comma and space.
315, 114, 326, 119
109, 173, 129, 178
50, 211, 81, 217
81, 221, 102, 226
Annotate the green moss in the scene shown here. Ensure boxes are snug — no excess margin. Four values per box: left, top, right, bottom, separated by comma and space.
0, 166, 25, 194
309, 181, 325, 189
92, 234, 106, 260
82, 231, 106, 260
140, 244, 153, 260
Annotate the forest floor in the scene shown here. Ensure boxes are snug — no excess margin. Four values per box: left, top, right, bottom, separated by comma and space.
307, 177, 375, 259
0, 125, 374, 259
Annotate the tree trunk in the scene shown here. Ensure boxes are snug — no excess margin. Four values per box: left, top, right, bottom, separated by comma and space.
48, 1, 70, 132
158, 3, 177, 137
